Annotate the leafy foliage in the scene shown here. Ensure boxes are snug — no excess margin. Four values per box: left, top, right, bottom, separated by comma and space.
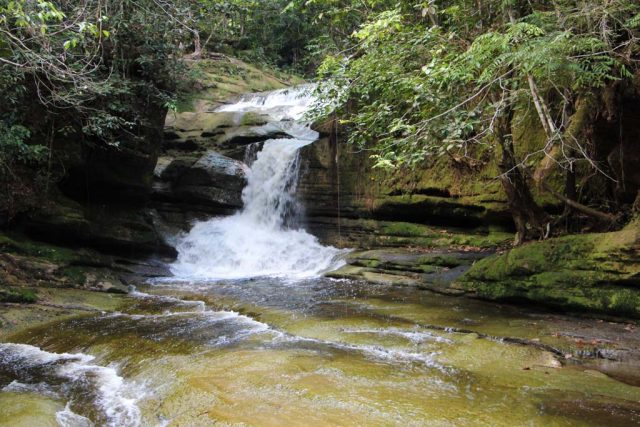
0, 0, 190, 219
315, 0, 639, 170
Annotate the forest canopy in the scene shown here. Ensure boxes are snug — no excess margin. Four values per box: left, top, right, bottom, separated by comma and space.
1, 0, 639, 241
311, 0, 640, 242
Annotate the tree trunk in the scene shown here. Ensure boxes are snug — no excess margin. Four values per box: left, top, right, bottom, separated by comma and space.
192, 30, 202, 58
541, 182, 616, 224
496, 103, 549, 244
527, 74, 556, 139
533, 96, 593, 186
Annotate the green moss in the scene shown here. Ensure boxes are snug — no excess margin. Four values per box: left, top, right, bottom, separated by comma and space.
360, 259, 380, 268
445, 230, 513, 248
384, 148, 507, 212
0, 232, 79, 264
239, 112, 269, 127
419, 264, 439, 273
457, 221, 640, 318
418, 254, 466, 268
0, 288, 127, 339
325, 265, 367, 280
382, 222, 428, 237
58, 266, 87, 285
370, 220, 512, 250
0, 392, 62, 426
0, 287, 37, 303
175, 92, 197, 113
175, 58, 304, 114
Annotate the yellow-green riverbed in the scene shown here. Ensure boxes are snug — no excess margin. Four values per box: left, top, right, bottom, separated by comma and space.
1, 277, 639, 426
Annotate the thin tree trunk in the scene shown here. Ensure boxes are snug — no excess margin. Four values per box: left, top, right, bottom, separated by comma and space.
527, 74, 556, 138
192, 31, 202, 58
542, 182, 616, 224
496, 102, 549, 244
203, 31, 215, 53
562, 164, 576, 229
533, 96, 592, 185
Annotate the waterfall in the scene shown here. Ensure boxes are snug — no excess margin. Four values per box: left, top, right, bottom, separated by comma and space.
216, 83, 316, 121
170, 86, 346, 280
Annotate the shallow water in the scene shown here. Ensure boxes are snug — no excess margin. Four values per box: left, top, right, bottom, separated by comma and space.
2, 86, 638, 426
2, 277, 640, 426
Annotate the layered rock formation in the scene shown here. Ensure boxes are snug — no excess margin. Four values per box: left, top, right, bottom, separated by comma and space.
12, 58, 297, 258
297, 136, 514, 247
16, 99, 172, 256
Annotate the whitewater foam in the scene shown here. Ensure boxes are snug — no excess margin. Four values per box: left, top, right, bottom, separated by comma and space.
0, 343, 143, 427
216, 84, 316, 121
342, 328, 454, 344
271, 334, 444, 370
171, 85, 346, 280
56, 403, 94, 427
126, 288, 274, 344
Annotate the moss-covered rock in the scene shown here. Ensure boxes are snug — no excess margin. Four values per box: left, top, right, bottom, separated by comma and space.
456, 220, 640, 318
0, 231, 132, 291
19, 193, 174, 257
328, 247, 487, 295
174, 57, 303, 114
305, 215, 513, 251
0, 288, 37, 303
0, 392, 62, 426
296, 137, 515, 248
0, 232, 81, 264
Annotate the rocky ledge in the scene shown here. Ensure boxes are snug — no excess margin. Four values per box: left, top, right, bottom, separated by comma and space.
327, 219, 640, 319
456, 219, 640, 318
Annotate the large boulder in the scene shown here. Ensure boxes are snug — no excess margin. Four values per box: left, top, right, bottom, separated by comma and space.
152, 151, 248, 222
455, 219, 640, 318
163, 114, 293, 160
19, 194, 175, 257
217, 124, 291, 149
179, 151, 248, 191
56, 98, 167, 202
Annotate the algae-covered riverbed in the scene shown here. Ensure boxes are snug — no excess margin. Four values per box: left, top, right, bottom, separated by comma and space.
1, 276, 639, 426
1, 83, 640, 427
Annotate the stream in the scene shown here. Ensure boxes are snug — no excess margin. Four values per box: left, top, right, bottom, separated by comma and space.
1, 87, 639, 426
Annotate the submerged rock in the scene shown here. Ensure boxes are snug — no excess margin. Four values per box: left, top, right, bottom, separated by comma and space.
327, 247, 485, 295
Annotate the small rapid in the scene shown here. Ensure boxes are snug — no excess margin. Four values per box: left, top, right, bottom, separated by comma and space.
216, 84, 316, 121
0, 343, 143, 427
170, 86, 346, 280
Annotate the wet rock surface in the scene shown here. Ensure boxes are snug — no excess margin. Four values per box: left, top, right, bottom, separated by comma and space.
3, 67, 640, 426
328, 248, 486, 294
456, 219, 640, 318
152, 151, 248, 218
296, 137, 514, 248
18, 194, 175, 257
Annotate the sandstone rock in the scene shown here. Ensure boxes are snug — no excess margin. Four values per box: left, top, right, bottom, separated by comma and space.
20, 195, 175, 257
151, 151, 248, 221
157, 157, 198, 181
217, 125, 290, 148
456, 219, 640, 318
154, 156, 173, 179
296, 137, 513, 247
179, 151, 247, 190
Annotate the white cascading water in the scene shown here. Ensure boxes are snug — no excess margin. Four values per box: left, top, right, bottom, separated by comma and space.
171, 85, 345, 280
216, 83, 316, 121
0, 343, 143, 427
